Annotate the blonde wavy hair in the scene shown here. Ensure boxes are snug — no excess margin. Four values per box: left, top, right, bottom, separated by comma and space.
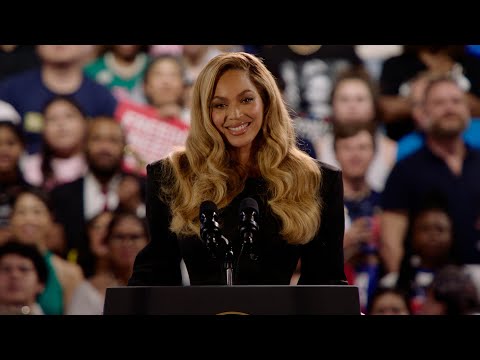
159, 52, 322, 245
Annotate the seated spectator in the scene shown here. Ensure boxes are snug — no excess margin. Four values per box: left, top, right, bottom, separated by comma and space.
114, 56, 191, 175
50, 117, 145, 276
380, 75, 480, 286
367, 287, 411, 315
66, 211, 148, 315
397, 195, 455, 314
379, 45, 480, 140
141, 54, 190, 124
315, 68, 397, 192
259, 45, 363, 122
21, 96, 88, 190
333, 121, 382, 312
0, 45, 117, 154
420, 264, 480, 315
0, 241, 48, 315
84, 45, 150, 102
9, 188, 84, 315
0, 121, 31, 245
396, 71, 480, 161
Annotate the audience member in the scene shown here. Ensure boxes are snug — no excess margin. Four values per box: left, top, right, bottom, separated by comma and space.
66, 211, 148, 315
380, 75, 480, 287
21, 96, 88, 190
0, 45, 117, 154
84, 45, 150, 102
367, 287, 411, 315
259, 45, 364, 122
9, 189, 84, 314
334, 121, 382, 312
396, 196, 455, 314
315, 69, 397, 192
379, 45, 480, 140
420, 264, 480, 315
0, 241, 48, 315
0, 121, 31, 245
397, 70, 480, 161
50, 117, 145, 276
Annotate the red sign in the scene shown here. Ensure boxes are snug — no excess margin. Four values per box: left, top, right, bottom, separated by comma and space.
115, 101, 190, 176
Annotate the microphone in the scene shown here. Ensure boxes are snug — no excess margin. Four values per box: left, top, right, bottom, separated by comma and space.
199, 201, 224, 260
238, 197, 260, 261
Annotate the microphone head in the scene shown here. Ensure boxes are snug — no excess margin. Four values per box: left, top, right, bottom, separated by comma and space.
200, 201, 220, 232
239, 197, 259, 215
238, 197, 260, 262
200, 200, 218, 214
199, 201, 222, 259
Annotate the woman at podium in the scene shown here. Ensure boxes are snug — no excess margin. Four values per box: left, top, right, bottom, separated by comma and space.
128, 52, 348, 287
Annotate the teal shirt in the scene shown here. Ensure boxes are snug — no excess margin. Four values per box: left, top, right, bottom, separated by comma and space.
37, 251, 64, 315
84, 53, 148, 93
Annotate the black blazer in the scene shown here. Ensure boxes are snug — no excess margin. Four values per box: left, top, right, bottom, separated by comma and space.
128, 159, 347, 286
50, 177, 96, 278
50, 177, 86, 258
50, 173, 146, 277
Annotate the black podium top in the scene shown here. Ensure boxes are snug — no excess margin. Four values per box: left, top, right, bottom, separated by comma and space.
103, 285, 360, 315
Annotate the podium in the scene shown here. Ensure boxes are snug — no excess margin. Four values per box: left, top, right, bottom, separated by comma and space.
103, 285, 360, 315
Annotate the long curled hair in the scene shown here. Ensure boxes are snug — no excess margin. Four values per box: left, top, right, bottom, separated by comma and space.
159, 52, 322, 245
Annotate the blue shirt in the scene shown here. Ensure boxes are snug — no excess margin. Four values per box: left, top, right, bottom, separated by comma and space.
0, 68, 118, 154
397, 119, 480, 161
344, 190, 381, 222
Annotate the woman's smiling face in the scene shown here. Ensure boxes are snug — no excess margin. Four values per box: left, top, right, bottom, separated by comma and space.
210, 69, 264, 158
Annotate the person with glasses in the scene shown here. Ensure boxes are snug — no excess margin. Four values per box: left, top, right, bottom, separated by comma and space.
66, 211, 148, 315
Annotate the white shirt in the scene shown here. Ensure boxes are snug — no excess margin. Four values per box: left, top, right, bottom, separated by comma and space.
83, 172, 122, 220
66, 280, 104, 315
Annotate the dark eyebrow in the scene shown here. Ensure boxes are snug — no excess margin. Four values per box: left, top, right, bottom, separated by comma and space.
212, 89, 255, 101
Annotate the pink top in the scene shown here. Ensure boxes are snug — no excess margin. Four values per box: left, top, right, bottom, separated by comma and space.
21, 153, 88, 190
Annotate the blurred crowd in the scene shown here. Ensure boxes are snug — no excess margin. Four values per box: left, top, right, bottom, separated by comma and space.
1, 44, 480, 315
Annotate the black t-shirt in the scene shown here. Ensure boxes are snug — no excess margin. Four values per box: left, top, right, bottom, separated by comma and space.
381, 145, 480, 264
259, 45, 362, 121
0, 46, 40, 82
380, 51, 480, 97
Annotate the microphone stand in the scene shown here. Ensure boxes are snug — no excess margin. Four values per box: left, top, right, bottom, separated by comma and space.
221, 235, 234, 286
